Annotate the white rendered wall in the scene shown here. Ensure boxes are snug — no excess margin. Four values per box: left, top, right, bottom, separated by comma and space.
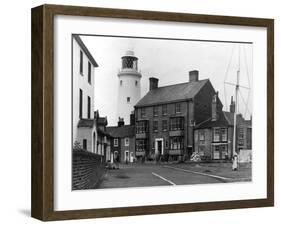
72, 38, 96, 145
117, 73, 141, 124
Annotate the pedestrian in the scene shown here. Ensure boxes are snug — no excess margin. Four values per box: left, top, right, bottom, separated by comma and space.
232, 154, 238, 171
115, 154, 120, 169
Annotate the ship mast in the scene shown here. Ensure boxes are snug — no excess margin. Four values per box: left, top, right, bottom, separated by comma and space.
224, 44, 251, 170
232, 46, 240, 159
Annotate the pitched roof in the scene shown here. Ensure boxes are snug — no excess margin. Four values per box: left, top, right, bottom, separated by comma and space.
107, 125, 135, 138
135, 79, 209, 107
223, 112, 251, 127
195, 112, 229, 129
73, 34, 98, 67
77, 119, 95, 128
97, 128, 111, 137
97, 117, 107, 126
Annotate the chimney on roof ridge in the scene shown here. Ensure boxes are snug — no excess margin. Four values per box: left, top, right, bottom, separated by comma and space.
189, 70, 199, 82
149, 77, 159, 91
230, 96, 235, 113
118, 117, 124, 127
212, 91, 219, 121
130, 111, 135, 126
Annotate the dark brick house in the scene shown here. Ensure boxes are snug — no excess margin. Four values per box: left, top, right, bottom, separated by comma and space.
223, 98, 252, 151
107, 117, 136, 163
194, 95, 252, 161
134, 70, 221, 161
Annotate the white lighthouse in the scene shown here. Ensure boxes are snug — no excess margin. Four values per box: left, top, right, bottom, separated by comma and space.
117, 50, 142, 124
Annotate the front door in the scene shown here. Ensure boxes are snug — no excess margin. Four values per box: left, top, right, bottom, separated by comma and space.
125, 151, 129, 163
157, 141, 162, 155
155, 139, 163, 156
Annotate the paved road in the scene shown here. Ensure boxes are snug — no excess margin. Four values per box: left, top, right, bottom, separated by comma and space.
98, 164, 223, 189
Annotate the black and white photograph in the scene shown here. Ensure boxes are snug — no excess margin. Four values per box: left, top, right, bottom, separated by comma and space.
71, 34, 253, 190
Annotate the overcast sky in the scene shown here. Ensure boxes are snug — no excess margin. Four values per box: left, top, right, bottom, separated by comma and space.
80, 35, 253, 126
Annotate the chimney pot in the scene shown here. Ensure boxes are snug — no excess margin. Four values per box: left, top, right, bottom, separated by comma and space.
189, 70, 199, 82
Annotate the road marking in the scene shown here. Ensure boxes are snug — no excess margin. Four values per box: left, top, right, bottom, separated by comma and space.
152, 172, 176, 185
163, 165, 231, 182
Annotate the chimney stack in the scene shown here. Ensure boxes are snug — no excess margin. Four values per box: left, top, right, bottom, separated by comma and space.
149, 77, 159, 91
230, 96, 235, 113
189, 70, 199, 82
118, 117, 125, 127
130, 111, 135, 126
211, 91, 219, 121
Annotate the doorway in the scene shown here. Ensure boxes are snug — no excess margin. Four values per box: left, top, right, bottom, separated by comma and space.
155, 138, 164, 156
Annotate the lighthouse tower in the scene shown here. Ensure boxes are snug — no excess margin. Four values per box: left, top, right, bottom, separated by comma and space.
117, 50, 142, 124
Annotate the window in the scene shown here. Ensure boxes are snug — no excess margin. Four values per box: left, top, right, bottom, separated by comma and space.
162, 104, 167, 116
238, 127, 244, 146
221, 145, 228, 159
213, 145, 220, 159
79, 50, 83, 75
153, 121, 158, 132
127, 97, 131, 103
170, 117, 184, 130
212, 145, 228, 159
136, 121, 147, 134
87, 96, 91, 119
213, 128, 220, 142
125, 138, 129, 146
88, 62, 91, 84
170, 137, 183, 150
162, 120, 168, 131
140, 108, 146, 118
114, 139, 118, 147
83, 139, 87, 150
153, 106, 158, 117
247, 128, 252, 149
199, 130, 205, 141
136, 139, 147, 152
120, 80, 123, 86
135, 80, 138, 86
79, 89, 83, 118
221, 128, 227, 141
238, 127, 244, 138
175, 103, 181, 113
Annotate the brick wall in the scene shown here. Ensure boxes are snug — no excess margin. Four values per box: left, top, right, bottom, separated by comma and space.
194, 80, 219, 124
72, 150, 105, 190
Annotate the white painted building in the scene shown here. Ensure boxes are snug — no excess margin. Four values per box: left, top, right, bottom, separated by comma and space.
72, 35, 98, 153
117, 50, 142, 124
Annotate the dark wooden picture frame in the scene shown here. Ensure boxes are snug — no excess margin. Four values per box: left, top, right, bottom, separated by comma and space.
31, 4, 274, 221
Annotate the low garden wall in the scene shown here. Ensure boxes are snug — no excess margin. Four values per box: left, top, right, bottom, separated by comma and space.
72, 150, 105, 190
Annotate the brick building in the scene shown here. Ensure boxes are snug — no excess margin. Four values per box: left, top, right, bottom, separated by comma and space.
223, 97, 252, 151
134, 70, 220, 161
194, 92, 231, 160
107, 116, 136, 163
194, 95, 252, 161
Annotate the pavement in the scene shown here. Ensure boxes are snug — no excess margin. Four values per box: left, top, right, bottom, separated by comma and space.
97, 162, 251, 189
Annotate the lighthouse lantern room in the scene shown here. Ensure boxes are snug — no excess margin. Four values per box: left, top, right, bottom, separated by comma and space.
117, 50, 142, 124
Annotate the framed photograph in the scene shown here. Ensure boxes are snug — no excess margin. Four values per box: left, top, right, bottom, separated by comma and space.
31, 4, 274, 221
